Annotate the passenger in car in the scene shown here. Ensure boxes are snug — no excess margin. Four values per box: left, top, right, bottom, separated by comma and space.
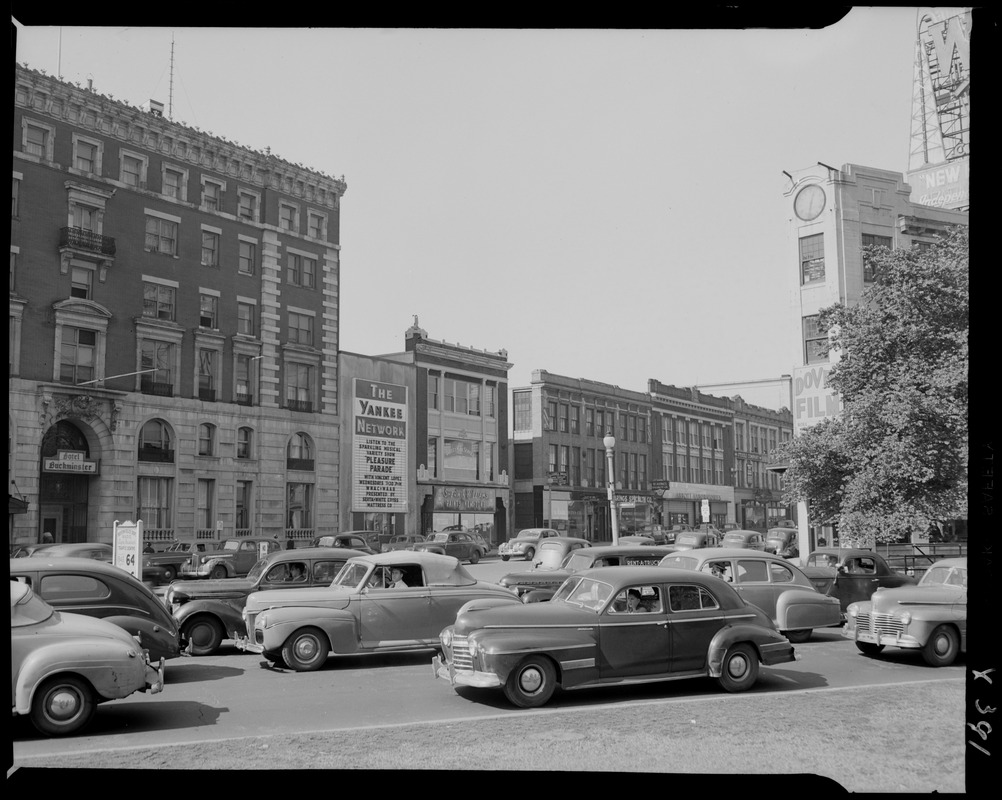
388, 568, 409, 588
626, 589, 647, 613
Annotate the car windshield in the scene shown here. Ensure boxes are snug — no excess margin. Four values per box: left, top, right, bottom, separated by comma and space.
659, 554, 699, 570
246, 559, 269, 581
808, 554, 838, 568
428, 534, 449, 543
921, 565, 967, 588
516, 531, 539, 540
332, 561, 370, 588
723, 534, 746, 544
552, 576, 614, 612
563, 552, 599, 572
675, 534, 700, 546
221, 540, 241, 552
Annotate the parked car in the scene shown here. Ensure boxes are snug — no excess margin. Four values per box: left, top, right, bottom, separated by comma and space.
618, 535, 656, 546
310, 532, 378, 554
658, 548, 842, 642
410, 531, 487, 564
166, 547, 368, 655
381, 534, 427, 553
235, 551, 520, 671
801, 547, 917, 616
10, 557, 182, 662
11, 543, 57, 558
498, 528, 560, 562
28, 541, 114, 561
527, 537, 592, 571
843, 556, 966, 666
181, 536, 284, 580
469, 531, 493, 554
720, 530, 768, 551
143, 540, 219, 583
499, 544, 675, 600
764, 528, 799, 559
433, 565, 797, 708
11, 581, 165, 736
721, 522, 741, 532
671, 530, 721, 550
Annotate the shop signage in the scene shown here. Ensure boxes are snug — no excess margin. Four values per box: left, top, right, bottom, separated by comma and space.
352, 379, 408, 513
434, 486, 495, 513
42, 449, 100, 474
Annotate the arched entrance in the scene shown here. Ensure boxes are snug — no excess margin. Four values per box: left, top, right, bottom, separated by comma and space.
39, 421, 93, 543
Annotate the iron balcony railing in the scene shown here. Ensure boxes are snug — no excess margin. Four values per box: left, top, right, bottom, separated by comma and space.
59, 226, 116, 256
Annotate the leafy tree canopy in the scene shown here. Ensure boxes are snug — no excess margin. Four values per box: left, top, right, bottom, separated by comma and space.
778, 226, 968, 544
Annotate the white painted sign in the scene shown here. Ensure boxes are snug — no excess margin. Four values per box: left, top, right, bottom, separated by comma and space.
792, 364, 842, 435
352, 379, 408, 512
113, 519, 143, 581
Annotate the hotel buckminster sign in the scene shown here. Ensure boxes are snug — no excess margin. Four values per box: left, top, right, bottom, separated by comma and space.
352, 379, 408, 513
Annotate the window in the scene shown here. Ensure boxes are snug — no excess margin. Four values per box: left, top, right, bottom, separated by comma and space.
803, 315, 828, 364
201, 179, 223, 212
800, 233, 825, 284
198, 347, 218, 401
638, 416, 646, 444
145, 214, 178, 256
286, 483, 314, 529
201, 229, 220, 267
513, 391, 530, 431
199, 293, 218, 328
237, 190, 258, 222
59, 327, 96, 384
237, 427, 253, 459
287, 252, 317, 288
72, 136, 101, 174
668, 585, 718, 612
138, 419, 173, 460
140, 340, 175, 396
544, 400, 557, 432
558, 404, 568, 433
137, 476, 173, 528
548, 444, 558, 473
485, 384, 497, 418
162, 166, 187, 200
663, 416, 673, 444
736, 560, 769, 583
750, 426, 760, 454
197, 479, 215, 530
237, 301, 256, 336
197, 423, 215, 456
427, 437, 438, 478
12, 175, 20, 218
485, 441, 495, 482
443, 439, 480, 481
629, 415, 637, 443
238, 239, 257, 275
619, 414, 627, 441
70, 266, 94, 299
285, 362, 315, 412
585, 408, 594, 437
861, 233, 892, 282
143, 282, 176, 320
288, 311, 314, 346
70, 201, 99, 233
121, 153, 145, 188
734, 421, 745, 451
307, 210, 326, 239
428, 374, 440, 410
287, 433, 314, 469
235, 355, 255, 404
444, 378, 480, 416
279, 202, 298, 232
23, 120, 53, 159
701, 424, 711, 448
235, 480, 252, 529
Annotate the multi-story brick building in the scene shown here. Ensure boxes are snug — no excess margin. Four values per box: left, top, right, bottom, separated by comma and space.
10, 64, 347, 548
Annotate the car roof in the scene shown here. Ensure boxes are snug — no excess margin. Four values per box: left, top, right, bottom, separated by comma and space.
516, 528, 557, 535
11, 554, 125, 573
723, 530, 762, 537
809, 547, 876, 558
265, 547, 369, 563
577, 564, 721, 587
346, 550, 477, 584
575, 545, 676, 557
540, 537, 591, 547
662, 547, 790, 561
930, 556, 967, 568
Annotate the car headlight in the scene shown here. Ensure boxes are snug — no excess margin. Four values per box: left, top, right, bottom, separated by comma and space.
466, 637, 481, 659
847, 605, 859, 618
257, 612, 270, 628
440, 627, 453, 648
899, 611, 911, 625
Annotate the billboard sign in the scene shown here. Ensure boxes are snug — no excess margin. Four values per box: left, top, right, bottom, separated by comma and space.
792, 364, 842, 435
352, 379, 408, 513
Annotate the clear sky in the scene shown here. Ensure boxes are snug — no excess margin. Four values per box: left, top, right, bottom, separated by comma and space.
12, 12, 922, 395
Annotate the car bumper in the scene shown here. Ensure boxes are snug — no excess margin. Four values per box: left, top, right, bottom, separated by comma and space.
432, 655, 502, 688
232, 634, 263, 654
843, 626, 922, 650
146, 657, 166, 694
179, 566, 211, 577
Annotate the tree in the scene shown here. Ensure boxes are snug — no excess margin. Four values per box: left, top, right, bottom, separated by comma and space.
779, 226, 968, 544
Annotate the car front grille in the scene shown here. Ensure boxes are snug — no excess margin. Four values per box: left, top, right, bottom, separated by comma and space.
451, 635, 473, 670
857, 612, 906, 637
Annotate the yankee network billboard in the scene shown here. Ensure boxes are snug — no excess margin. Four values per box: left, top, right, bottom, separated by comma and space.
352, 379, 408, 513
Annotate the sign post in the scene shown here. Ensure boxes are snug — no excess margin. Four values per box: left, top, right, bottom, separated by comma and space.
113, 519, 143, 581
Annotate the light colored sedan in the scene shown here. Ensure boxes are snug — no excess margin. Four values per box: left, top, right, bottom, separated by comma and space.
659, 547, 842, 642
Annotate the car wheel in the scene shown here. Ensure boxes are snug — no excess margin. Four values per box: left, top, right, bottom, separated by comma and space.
503, 655, 557, 708
209, 565, 228, 580
162, 565, 177, 582
718, 643, 759, 693
784, 629, 812, 644
182, 616, 224, 656
501, 555, 510, 562
30, 675, 96, 736
523, 548, 535, 561
263, 650, 286, 666
282, 627, 330, 672
469, 550, 481, 565
921, 624, 960, 667
856, 642, 885, 656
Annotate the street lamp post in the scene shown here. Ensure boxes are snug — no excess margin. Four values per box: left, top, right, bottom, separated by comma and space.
603, 431, 620, 546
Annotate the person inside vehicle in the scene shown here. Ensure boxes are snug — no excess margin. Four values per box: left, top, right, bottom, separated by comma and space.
368, 568, 385, 588
626, 589, 647, 613
705, 561, 731, 582
287, 563, 306, 582
388, 567, 408, 588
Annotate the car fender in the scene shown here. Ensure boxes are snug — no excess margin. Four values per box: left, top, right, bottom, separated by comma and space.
13, 641, 143, 714
705, 624, 775, 676
775, 588, 842, 630
174, 600, 245, 639
469, 628, 596, 686
103, 614, 181, 660
258, 608, 359, 653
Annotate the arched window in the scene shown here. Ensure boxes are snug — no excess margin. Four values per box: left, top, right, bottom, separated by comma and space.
286, 432, 314, 471
236, 426, 254, 459
138, 419, 174, 462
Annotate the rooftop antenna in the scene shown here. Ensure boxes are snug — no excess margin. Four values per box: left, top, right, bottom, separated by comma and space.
168, 33, 175, 120
57, 27, 62, 79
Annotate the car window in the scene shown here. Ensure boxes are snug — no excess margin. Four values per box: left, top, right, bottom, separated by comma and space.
668, 584, 718, 611
700, 560, 733, 582
37, 573, 112, 603
222, 540, 240, 551
659, 555, 699, 570
946, 568, 967, 587
768, 562, 795, 583
735, 560, 769, 583
312, 560, 343, 584
609, 585, 662, 614
553, 576, 613, 611
846, 557, 876, 574
333, 562, 369, 588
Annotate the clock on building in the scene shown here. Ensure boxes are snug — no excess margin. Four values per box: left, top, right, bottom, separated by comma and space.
793, 184, 826, 221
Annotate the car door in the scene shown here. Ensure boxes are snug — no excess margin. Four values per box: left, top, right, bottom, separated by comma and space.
729, 558, 780, 620
598, 584, 670, 678
833, 555, 882, 608
359, 566, 433, 645
665, 582, 729, 672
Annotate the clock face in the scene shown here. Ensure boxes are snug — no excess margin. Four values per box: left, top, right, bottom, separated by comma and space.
794, 184, 826, 221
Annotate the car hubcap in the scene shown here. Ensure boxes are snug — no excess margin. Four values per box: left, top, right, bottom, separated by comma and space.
728, 654, 749, 679
47, 688, 81, 721
519, 667, 543, 694
295, 637, 319, 661
934, 635, 951, 656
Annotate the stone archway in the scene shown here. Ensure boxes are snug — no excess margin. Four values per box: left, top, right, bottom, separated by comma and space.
38, 420, 96, 543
